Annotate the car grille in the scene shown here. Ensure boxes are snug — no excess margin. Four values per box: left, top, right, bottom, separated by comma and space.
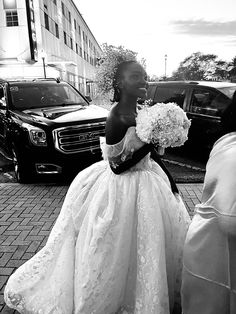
53, 122, 106, 154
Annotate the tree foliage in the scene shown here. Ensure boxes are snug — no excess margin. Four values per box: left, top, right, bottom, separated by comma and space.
171, 52, 230, 81
230, 56, 236, 67
228, 56, 236, 77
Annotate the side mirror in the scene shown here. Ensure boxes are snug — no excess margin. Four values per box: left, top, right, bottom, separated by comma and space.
85, 95, 92, 102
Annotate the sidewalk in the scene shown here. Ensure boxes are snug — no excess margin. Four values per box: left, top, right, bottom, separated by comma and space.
0, 183, 203, 313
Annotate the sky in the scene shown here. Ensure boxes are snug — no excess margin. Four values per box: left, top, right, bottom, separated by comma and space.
74, 0, 236, 77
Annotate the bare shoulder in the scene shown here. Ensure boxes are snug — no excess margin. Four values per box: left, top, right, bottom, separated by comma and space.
106, 106, 134, 145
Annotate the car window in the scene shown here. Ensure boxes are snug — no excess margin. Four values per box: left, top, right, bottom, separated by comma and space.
147, 84, 157, 100
190, 89, 230, 117
153, 86, 186, 108
9, 83, 88, 110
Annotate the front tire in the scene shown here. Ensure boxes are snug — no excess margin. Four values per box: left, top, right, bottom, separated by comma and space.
12, 147, 33, 183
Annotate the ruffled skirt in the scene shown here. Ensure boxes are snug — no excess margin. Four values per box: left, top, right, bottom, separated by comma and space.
4, 160, 190, 314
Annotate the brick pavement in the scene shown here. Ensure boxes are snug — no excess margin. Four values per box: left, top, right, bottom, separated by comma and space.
0, 183, 203, 313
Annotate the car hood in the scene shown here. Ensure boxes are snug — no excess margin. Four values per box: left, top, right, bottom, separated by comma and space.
22, 104, 108, 123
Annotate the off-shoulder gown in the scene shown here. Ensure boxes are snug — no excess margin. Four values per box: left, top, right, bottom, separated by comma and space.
4, 126, 190, 314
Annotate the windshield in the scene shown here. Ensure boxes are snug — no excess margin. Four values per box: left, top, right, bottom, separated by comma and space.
218, 86, 236, 99
9, 82, 88, 110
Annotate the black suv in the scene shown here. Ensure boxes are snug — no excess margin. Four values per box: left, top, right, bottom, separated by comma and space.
0, 78, 108, 182
147, 81, 236, 150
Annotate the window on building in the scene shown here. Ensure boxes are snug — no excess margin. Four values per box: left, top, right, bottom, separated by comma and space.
78, 25, 81, 37
43, 0, 48, 10
55, 22, 59, 38
30, 10, 35, 22
6, 10, 18, 27
68, 11, 71, 23
44, 12, 49, 30
80, 47, 82, 57
76, 43, 78, 54
74, 19, 76, 29
70, 37, 73, 50
84, 51, 86, 60
3, 0, 16, 9
61, 1, 65, 16
63, 31, 67, 45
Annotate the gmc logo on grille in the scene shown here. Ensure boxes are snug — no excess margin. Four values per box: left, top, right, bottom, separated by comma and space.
79, 132, 97, 141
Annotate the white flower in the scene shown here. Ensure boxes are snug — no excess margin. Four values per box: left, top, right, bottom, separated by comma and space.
136, 102, 191, 148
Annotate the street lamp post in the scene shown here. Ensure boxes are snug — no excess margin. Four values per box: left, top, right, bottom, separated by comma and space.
41, 50, 47, 78
42, 57, 46, 78
164, 54, 167, 79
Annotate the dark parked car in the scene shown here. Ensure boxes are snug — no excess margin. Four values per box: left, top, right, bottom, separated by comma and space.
146, 81, 236, 150
0, 78, 108, 182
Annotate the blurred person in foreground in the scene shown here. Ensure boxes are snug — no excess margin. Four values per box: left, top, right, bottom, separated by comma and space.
182, 91, 236, 314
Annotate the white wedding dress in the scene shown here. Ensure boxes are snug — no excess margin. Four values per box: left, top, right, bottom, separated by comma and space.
4, 126, 190, 314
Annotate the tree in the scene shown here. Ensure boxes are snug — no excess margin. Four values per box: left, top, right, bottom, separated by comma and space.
228, 56, 236, 81
148, 74, 160, 82
214, 60, 229, 81
171, 52, 228, 81
230, 56, 236, 67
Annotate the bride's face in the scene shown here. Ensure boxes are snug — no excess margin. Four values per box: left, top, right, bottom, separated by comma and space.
120, 63, 148, 99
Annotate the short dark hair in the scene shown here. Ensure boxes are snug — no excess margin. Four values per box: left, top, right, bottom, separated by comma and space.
221, 90, 236, 134
112, 60, 138, 103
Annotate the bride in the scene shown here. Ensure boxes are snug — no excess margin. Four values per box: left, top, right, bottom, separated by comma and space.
4, 58, 190, 314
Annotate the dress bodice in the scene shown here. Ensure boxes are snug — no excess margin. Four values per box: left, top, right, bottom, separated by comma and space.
100, 126, 151, 171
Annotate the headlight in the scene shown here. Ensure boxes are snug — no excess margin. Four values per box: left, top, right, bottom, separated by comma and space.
22, 123, 47, 146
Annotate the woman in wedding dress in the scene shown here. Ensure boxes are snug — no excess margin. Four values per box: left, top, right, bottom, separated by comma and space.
4, 60, 190, 314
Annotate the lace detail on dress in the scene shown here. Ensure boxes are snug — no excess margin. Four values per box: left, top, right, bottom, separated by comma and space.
134, 178, 170, 314
100, 127, 151, 172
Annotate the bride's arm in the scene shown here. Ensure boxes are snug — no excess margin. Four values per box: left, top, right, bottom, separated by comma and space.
150, 147, 179, 195
109, 143, 152, 174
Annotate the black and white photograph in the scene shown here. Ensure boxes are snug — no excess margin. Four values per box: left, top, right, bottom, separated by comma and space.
0, 0, 236, 313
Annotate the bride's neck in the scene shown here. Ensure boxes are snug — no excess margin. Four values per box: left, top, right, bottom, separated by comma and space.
118, 96, 137, 114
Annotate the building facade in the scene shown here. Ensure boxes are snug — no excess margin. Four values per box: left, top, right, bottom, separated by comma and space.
0, 0, 102, 96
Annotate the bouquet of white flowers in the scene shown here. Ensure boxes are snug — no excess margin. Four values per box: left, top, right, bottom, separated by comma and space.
136, 102, 191, 154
